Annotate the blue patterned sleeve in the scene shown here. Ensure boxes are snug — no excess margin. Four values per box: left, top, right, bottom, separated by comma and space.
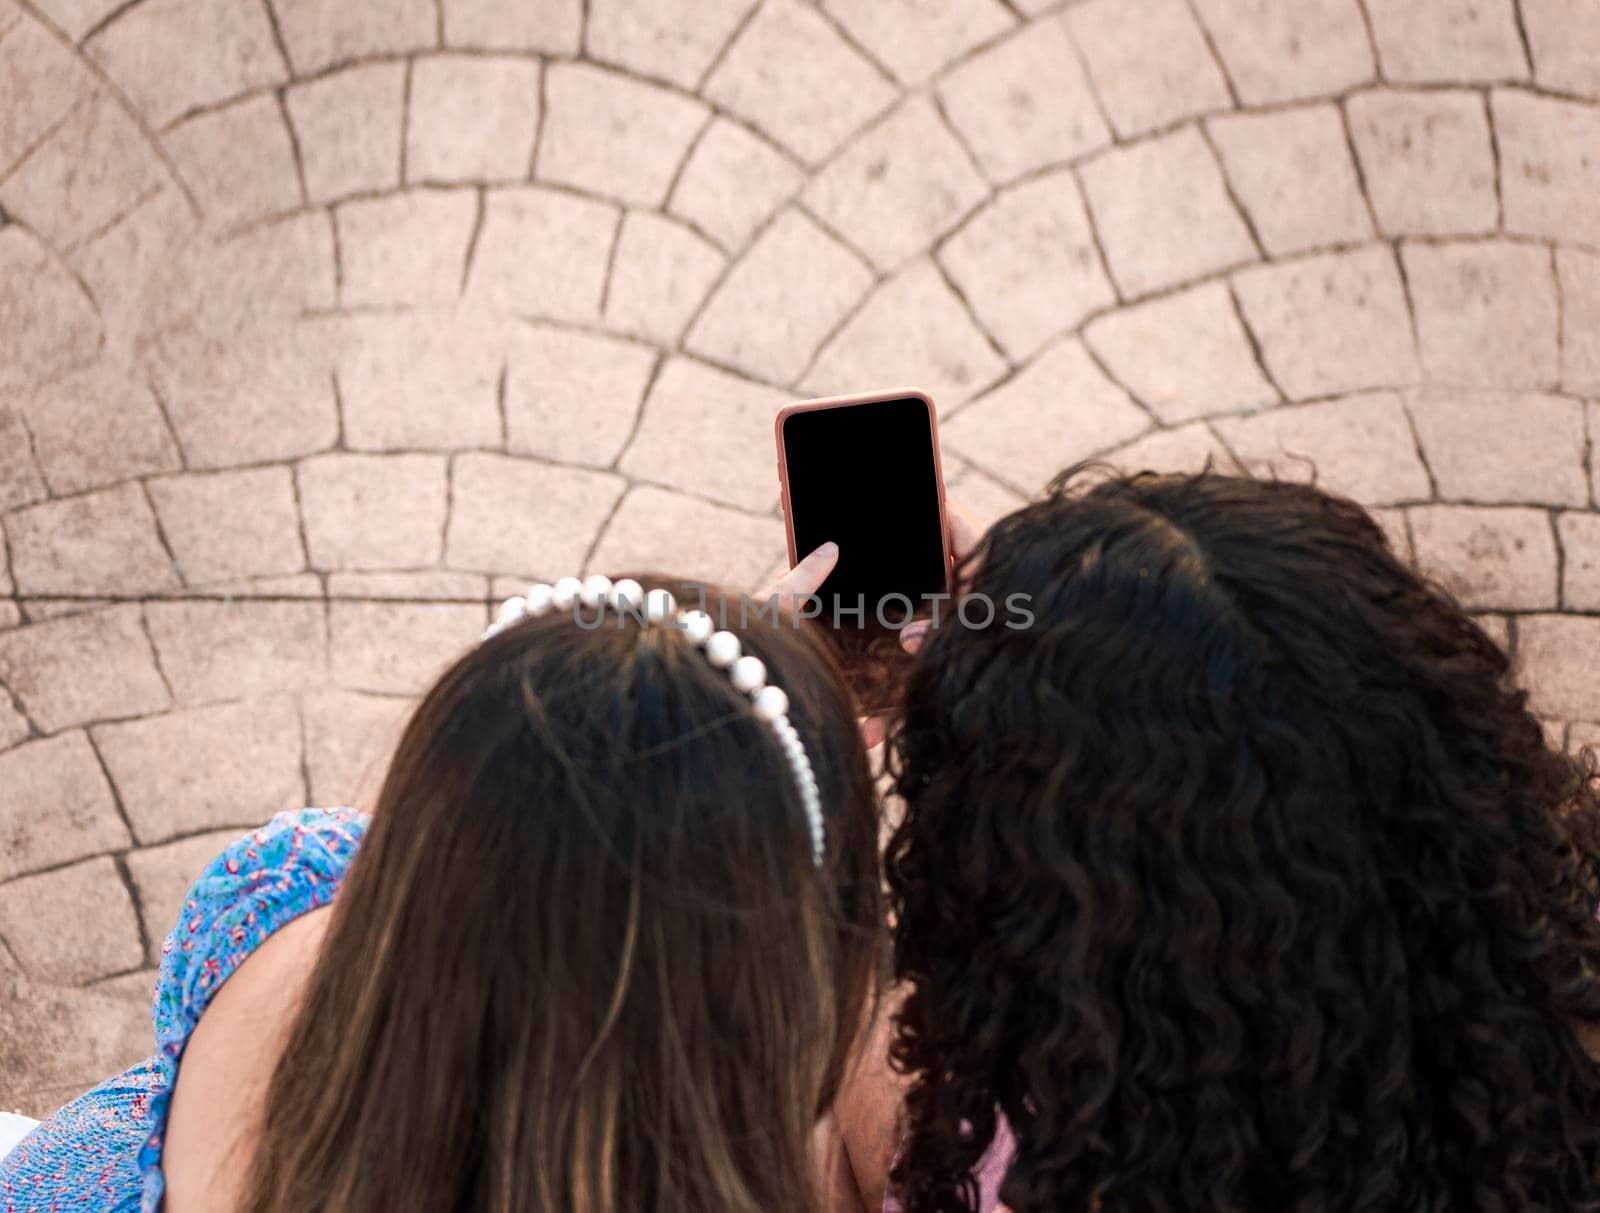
133, 806, 369, 1211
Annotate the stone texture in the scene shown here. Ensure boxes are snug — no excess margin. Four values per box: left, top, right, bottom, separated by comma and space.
587, 0, 759, 90
619, 357, 791, 512
944, 338, 1152, 494
1103, 420, 1239, 476
335, 189, 478, 308
1084, 282, 1278, 424
440, 0, 579, 53
0, 18, 88, 175
936, 14, 1110, 183
0, 406, 46, 511
1079, 127, 1257, 298
0, 857, 142, 984
84, 0, 286, 127
938, 170, 1114, 362
1558, 513, 1600, 611
1365, 0, 1527, 84
1559, 249, 1600, 396
1472, 612, 1508, 650
144, 601, 328, 705
193, 208, 337, 317
1408, 389, 1586, 506
298, 453, 447, 571
163, 94, 303, 230
802, 259, 1008, 409
1494, 89, 1600, 248
1401, 241, 1558, 391
821, 0, 1013, 86
1409, 505, 1557, 610
1346, 90, 1498, 238
406, 54, 541, 186
1216, 392, 1432, 505
6, 483, 178, 596
0, 91, 164, 254
940, 461, 1027, 531
667, 119, 804, 251
0, 686, 29, 749
270, 0, 436, 75
1, 969, 154, 1117
335, 313, 503, 452
0, 732, 128, 883
504, 325, 657, 466
146, 323, 339, 468
147, 467, 304, 585
1189, 0, 1374, 104
1232, 246, 1419, 400
285, 62, 405, 204
702, 0, 897, 166
0, 606, 169, 732
325, 571, 483, 599
537, 63, 708, 208
1519, 616, 1600, 721
329, 601, 483, 695
603, 212, 726, 345
0, 228, 102, 397
1521, 0, 1600, 99
123, 828, 244, 962
1065, 0, 1231, 138
804, 97, 987, 274
588, 486, 784, 589
300, 689, 411, 806
21, 367, 182, 496
465, 186, 618, 321
445, 453, 627, 577
1370, 506, 1415, 564
92, 698, 304, 843
1206, 104, 1372, 257
686, 208, 873, 383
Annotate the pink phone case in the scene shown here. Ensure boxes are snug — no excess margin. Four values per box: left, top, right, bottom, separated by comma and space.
774, 388, 954, 591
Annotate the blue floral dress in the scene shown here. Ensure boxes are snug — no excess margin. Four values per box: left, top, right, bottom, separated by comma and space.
0, 807, 369, 1212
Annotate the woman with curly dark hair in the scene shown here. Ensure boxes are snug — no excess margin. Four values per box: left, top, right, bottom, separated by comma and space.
876, 469, 1600, 1213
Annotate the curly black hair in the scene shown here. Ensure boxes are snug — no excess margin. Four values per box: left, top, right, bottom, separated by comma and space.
885, 469, 1600, 1213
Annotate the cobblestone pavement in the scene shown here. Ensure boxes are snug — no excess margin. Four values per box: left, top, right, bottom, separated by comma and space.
4, 0, 1600, 1112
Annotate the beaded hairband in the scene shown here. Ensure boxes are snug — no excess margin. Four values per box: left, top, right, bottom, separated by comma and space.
483, 574, 826, 867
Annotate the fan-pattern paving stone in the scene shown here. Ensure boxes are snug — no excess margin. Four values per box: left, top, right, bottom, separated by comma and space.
0, 732, 128, 883
92, 698, 304, 843
1079, 127, 1258, 299
1401, 241, 1559, 391
335, 190, 478, 309
935, 14, 1109, 184
0, 606, 169, 733
405, 55, 541, 186
1232, 246, 1419, 400
944, 338, 1152, 494
938, 169, 1115, 363
1083, 282, 1278, 424
687, 208, 873, 384
537, 63, 709, 208
0, 857, 142, 985
702, 0, 898, 166
123, 828, 245, 964
1364, 0, 1527, 85
1206, 104, 1372, 257
802, 96, 988, 274
1407, 389, 1588, 506
1065, 0, 1230, 139
10, 0, 1600, 1117
1408, 506, 1558, 611
504, 325, 657, 466
297, 453, 448, 571
1345, 90, 1498, 238
84, 0, 286, 128
1215, 392, 1432, 506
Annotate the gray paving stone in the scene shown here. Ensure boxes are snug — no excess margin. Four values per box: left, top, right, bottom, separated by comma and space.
0, 732, 128, 883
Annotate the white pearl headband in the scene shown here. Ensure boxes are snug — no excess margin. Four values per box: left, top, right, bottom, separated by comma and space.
483, 574, 826, 867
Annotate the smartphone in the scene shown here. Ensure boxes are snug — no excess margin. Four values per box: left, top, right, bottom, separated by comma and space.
775, 389, 952, 632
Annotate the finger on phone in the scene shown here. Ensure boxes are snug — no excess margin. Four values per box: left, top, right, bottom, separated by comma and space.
947, 502, 984, 561
900, 620, 930, 654
757, 541, 838, 606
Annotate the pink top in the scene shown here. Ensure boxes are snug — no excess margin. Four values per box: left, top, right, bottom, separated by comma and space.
883, 1118, 1016, 1213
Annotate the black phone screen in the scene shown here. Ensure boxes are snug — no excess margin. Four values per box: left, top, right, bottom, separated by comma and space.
780, 397, 949, 627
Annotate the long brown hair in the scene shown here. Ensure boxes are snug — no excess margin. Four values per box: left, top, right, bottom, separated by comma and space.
242, 577, 883, 1212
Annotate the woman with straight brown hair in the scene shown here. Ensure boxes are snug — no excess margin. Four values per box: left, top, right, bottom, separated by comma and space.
2, 562, 885, 1213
